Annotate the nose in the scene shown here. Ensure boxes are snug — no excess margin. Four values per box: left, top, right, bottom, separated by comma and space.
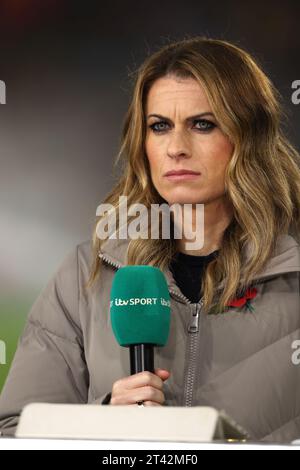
166, 130, 191, 160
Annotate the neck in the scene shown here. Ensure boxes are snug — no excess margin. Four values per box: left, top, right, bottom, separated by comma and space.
175, 197, 233, 256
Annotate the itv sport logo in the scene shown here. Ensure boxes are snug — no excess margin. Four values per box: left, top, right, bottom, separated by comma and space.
110, 297, 171, 308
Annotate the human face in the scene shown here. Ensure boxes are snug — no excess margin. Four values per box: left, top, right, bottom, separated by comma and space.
145, 76, 234, 206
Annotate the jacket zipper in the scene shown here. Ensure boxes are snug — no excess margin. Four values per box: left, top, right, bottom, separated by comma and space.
99, 252, 122, 270
184, 298, 204, 407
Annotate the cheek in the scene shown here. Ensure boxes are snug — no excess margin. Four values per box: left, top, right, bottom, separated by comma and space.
203, 136, 233, 176
145, 139, 162, 175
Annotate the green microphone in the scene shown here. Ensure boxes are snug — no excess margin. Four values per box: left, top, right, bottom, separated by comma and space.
110, 265, 171, 375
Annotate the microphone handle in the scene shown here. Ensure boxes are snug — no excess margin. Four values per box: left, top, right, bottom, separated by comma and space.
130, 344, 154, 375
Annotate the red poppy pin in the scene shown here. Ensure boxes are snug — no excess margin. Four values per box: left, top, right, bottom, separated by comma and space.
226, 287, 258, 313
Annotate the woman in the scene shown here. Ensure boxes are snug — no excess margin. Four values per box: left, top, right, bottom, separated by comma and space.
1, 36, 300, 443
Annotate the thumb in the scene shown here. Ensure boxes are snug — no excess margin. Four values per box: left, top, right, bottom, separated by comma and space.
154, 368, 171, 381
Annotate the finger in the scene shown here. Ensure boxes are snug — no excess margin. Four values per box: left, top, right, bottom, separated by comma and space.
137, 386, 165, 405
154, 368, 171, 381
143, 401, 161, 406
154, 368, 170, 373
112, 386, 165, 405
115, 371, 164, 392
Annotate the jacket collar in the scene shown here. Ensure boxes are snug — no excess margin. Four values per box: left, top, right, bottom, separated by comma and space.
99, 234, 300, 300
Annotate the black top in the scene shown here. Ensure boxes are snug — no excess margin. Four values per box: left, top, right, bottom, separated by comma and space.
169, 249, 219, 303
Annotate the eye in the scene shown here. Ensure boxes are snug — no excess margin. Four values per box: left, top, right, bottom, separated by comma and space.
148, 121, 169, 133
148, 119, 216, 134
194, 119, 216, 131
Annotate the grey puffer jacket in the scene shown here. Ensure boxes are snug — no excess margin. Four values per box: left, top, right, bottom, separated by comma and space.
0, 234, 300, 443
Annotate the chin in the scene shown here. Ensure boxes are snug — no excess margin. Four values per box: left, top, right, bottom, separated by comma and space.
163, 192, 206, 206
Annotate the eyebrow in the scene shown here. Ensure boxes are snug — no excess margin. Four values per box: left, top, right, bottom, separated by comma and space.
147, 112, 216, 122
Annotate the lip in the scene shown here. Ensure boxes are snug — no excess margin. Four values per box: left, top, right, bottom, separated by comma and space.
164, 169, 201, 181
164, 169, 201, 176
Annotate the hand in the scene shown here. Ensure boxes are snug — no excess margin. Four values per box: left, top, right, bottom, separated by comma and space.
110, 368, 170, 406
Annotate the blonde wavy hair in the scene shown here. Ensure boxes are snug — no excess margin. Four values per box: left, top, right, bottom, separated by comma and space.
86, 35, 300, 314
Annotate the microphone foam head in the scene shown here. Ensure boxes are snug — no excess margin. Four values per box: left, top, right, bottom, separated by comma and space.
110, 265, 171, 347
